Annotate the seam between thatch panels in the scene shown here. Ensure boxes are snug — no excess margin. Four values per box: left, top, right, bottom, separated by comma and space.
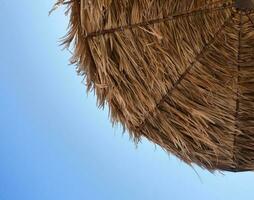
85, 2, 234, 39
134, 11, 234, 132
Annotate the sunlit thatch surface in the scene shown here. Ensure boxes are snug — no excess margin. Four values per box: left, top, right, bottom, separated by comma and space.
55, 0, 254, 172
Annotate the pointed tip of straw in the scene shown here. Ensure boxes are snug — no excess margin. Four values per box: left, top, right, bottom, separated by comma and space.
48, 0, 65, 16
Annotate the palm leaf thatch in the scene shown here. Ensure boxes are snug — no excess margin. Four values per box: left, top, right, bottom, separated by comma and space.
55, 0, 254, 172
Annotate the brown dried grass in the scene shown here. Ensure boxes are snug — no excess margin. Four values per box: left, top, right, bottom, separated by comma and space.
55, 0, 254, 172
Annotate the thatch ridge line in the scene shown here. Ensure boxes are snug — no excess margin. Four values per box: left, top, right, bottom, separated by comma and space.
134, 11, 234, 132
84, 3, 234, 39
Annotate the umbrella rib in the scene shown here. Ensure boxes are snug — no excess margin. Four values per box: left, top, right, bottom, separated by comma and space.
85, 2, 234, 39
233, 12, 243, 170
134, 12, 234, 132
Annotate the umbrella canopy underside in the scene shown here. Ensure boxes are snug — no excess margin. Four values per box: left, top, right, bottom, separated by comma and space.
59, 0, 254, 172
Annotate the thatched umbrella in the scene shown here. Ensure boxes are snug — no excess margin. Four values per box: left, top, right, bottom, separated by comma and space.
55, 0, 254, 172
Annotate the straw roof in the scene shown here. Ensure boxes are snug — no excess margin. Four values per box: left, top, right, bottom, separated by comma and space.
56, 0, 254, 172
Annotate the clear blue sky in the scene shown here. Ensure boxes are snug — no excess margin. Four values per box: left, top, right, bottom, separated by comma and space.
1, 1, 254, 200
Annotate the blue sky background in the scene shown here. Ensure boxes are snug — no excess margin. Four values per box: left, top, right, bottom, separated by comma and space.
1, 1, 254, 200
